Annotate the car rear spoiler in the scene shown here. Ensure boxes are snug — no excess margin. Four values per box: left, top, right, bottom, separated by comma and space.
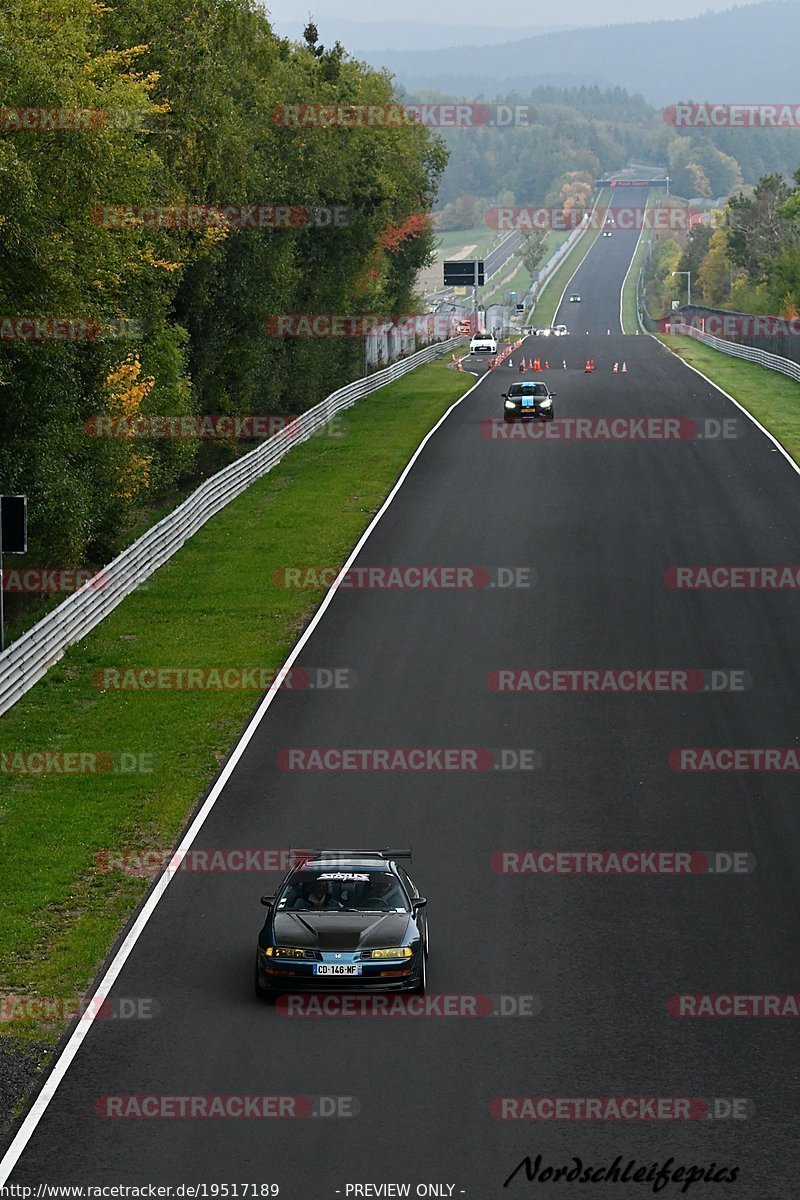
289, 847, 412, 862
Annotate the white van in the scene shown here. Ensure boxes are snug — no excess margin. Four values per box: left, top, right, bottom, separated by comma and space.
469, 333, 498, 354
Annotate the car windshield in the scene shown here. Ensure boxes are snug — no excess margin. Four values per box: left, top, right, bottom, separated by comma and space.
276, 868, 411, 913
508, 383, 548, 397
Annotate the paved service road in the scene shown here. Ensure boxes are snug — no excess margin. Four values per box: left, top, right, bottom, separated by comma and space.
5, 196, 800, 1197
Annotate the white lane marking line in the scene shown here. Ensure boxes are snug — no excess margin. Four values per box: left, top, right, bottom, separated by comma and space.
653, 333, 800, 479
0, 369, 484, 1185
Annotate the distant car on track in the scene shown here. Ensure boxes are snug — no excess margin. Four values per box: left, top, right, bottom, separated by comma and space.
470, 333, 498, 354
569, 294, 581, 302
603, 230, 612, 237
553, 325, 569, 336
502, 380, 555, 422
255, 849, 428, 1001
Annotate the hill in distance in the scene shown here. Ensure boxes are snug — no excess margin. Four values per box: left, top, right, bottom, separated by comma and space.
354, 2, 800, 106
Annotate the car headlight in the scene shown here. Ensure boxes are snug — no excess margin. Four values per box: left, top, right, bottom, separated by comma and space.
504, 399, 516, 408
263, 946, 308, 959
538, 398, 552, 407
369, 947, 413, 959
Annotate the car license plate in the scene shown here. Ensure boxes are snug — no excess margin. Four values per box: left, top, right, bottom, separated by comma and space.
314, 964, 361, 976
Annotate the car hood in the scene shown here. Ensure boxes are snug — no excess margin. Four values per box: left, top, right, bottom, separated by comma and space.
272, 911, 412, 951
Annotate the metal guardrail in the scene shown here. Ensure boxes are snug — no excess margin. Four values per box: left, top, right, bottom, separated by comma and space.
667, 322, 800, 384
0, 336, 462, 717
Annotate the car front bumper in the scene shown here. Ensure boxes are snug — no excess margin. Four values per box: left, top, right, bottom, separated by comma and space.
256, 953, 423, 994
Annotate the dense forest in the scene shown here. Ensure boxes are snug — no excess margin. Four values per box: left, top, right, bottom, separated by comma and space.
430, 85, 800, 212
0, 0, 445, 581
646, 169, 800, 318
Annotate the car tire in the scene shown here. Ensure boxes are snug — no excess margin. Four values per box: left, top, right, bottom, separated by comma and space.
546, 412, 555, 421
413, 951, 427, 995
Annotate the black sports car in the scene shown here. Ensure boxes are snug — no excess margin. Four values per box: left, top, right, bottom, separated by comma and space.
255, 849, 428, 1000
502, 380, 555, 422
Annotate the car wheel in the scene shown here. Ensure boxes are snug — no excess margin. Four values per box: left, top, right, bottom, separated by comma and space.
413, 950, 427, 995
546, 412, 554, 421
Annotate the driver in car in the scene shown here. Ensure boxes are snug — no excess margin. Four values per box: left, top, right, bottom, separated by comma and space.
292, 879, 339, 910
361, 874, 406, 909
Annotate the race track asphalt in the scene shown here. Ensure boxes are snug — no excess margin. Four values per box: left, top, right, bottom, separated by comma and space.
5, 204, 800, 1198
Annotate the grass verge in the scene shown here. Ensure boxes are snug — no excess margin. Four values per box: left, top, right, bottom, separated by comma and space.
0, 355, 472, 1047
658, 334, 800, 465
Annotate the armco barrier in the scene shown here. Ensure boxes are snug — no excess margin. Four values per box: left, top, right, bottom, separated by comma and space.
670, 322, 800, 384
0, 336, 462, 717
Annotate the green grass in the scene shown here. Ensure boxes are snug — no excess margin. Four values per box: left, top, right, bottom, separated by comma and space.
659, 334, 800, 466
434, 226, 498, 260
0, 355, 472, 1046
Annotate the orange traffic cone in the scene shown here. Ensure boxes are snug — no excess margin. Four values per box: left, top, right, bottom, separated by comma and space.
544, 360, 549, 369
584, 359, 594, 373
488, 357, 494, 369
613, 362, 619, 373
456, 359, 463, 371
508, 359, 514, 369
621, 362, 628, 373
534, 359, 541, 373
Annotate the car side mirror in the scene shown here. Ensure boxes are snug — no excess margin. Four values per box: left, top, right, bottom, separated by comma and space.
412, 897, 428, 910
260, 894, 275, 907
501, 393, 508, 399
549, 392, 557, 397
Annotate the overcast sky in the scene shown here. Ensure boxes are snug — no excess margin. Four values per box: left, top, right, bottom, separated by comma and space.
264, 0, 741, 27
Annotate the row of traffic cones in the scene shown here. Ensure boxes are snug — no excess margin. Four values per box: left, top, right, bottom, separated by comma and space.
584, 360, 628, 372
